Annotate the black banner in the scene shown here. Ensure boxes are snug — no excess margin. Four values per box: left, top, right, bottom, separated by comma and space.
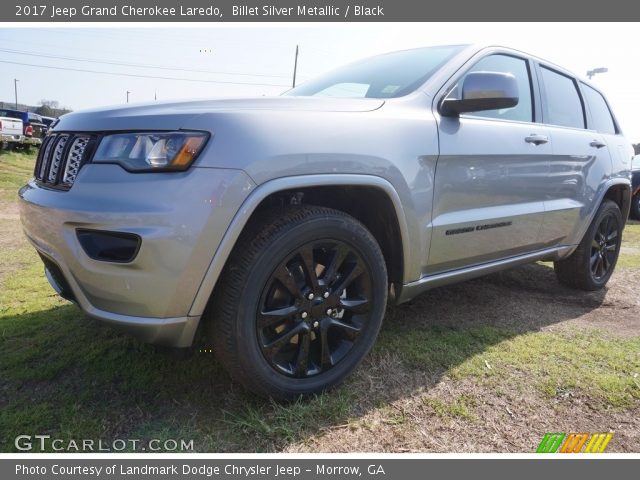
3, 458, 640, 480
3, 0, 640, 22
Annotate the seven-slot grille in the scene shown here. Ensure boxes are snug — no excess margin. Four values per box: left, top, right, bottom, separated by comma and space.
35, 133, 94, 189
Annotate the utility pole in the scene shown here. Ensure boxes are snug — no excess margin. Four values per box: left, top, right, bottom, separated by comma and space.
292, 45, 299, 88
126, 90, 131, 103
14, 79, 19, 110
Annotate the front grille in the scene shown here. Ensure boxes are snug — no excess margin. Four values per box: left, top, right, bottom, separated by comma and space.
35, 133, 95, 189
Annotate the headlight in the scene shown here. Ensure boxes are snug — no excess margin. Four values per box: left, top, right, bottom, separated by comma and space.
93, 131, 208, 171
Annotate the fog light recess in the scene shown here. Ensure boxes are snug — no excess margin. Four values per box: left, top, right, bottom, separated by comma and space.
76, 229, 141, 263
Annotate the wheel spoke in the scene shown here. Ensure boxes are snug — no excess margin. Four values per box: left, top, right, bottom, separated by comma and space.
329, 318, 361, 341
274, 264, 302, 299
596, 256, 605, 278
258, 305, 299, 329
339, 297, 371, 314
606, 230, 618, 242
331, 261, 364, 296
299, 245, 320, 291
322, 244, 349, 285
590, 251, 600, 270
319, 324, 333, 369
606, 250, 616, 267
262, 323, 307, 357
294, 331, 311, 377
592, 239, 600, 250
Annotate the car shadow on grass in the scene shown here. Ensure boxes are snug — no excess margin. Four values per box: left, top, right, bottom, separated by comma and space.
0, 263, 608, 452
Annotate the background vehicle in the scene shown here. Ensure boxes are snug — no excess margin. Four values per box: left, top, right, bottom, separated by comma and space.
0, 114, 23, 149
0, 109, 46, 147
19, 45, 634, 399
40, 115, 57, 129
631, 155, 640, 219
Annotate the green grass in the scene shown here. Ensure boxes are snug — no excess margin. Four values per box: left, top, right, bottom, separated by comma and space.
422, 395, 477, 422
0, 149, 638, 452
0, 150, 34, 203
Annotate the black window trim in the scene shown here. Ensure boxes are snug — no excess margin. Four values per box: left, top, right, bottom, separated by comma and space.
436, 50, 540, 125
536, 62, 587, 131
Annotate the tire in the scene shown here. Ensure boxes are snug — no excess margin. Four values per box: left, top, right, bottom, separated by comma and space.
554, 199, 623, 291
207, 206, 388, 399
630, 194, 640, 221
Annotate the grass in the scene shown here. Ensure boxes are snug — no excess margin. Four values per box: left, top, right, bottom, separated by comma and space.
422, 395, 477, 422
0, 149, 639, 452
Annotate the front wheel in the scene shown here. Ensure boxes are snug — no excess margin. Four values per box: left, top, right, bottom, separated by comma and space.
554, 199, 623, 291
207, 206, 388, 399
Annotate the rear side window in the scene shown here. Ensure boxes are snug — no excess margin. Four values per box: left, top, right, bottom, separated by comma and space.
449, 54, 533, 123
581, 84, 616, 134
540, 67, 585, 129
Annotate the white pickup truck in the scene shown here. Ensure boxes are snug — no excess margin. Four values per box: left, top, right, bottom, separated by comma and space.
0, 114, 24, 149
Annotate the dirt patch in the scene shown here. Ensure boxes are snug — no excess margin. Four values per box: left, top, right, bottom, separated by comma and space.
284, 374, 639, 453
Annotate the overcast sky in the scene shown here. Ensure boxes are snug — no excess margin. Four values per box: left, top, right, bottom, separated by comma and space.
0, 23, 638, 142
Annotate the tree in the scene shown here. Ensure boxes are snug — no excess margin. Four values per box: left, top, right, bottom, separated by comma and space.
35, 99, 71, 118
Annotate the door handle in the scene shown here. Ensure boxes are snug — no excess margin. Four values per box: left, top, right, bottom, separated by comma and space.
525, 134, 549, 145
590, 139, 606, 149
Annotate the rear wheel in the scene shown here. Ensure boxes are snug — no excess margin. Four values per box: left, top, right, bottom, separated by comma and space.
554, 200, 623, 290
207, 206, 388, 399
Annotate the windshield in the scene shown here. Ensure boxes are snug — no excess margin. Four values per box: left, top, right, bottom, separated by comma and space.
286, 45, 465, 99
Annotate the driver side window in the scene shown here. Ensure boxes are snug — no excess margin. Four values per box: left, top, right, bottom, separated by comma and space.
449, 54, 533, 123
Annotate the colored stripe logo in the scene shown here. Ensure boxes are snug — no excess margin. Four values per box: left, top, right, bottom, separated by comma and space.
537, 433, 613, 453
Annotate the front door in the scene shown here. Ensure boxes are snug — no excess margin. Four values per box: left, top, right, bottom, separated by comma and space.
428, 53, 552, 274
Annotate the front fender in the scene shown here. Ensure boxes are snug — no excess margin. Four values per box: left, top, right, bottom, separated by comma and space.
187, 173, 412, 317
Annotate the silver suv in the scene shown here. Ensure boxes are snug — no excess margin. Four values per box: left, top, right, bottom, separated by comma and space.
19, 45, 634, 398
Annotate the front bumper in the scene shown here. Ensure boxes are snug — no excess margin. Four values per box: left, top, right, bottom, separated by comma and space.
19, 163, 254, 347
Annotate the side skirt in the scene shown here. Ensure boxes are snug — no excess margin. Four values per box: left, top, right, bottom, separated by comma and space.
395, 245, 575, 304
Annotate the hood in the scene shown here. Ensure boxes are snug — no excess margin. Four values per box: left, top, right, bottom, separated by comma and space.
53, 96, 385, 132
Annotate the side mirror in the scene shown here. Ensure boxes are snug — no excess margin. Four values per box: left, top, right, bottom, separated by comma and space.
440, 71, 519, 117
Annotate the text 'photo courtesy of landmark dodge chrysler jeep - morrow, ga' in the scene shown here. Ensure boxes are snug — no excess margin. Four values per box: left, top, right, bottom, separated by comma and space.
19, 45, 634, 399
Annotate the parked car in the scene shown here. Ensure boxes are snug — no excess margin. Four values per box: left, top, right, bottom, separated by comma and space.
0, 113, 23, 149
19, 45, 634, 399
40, 115, 57, 129
0, 109, 46, 147
631, 155, 640, 219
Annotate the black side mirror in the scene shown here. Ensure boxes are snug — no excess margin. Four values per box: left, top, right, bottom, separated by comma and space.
440, 71, 519, 117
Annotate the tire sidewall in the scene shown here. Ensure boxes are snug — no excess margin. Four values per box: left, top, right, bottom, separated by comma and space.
233, 215, 387, 397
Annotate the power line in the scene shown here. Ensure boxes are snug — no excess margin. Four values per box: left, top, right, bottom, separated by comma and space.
0, 47, 291, 79
0, 59, 290, 87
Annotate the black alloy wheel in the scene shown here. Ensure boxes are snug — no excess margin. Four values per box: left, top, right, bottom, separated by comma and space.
257, 240, 373, 378
590, 213, 620, 281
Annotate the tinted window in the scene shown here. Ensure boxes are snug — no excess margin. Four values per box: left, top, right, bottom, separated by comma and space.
448, 54, 533, 122
0, 110, 20, 120
287, 45, 465, 99
541, 67, 584, 129
582, 84, 616, 134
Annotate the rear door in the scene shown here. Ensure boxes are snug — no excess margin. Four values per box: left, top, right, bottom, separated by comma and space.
535, 65, 613, 246
428, 52, 552, 274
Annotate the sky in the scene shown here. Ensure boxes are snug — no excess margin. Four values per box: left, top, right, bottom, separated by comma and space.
0, 23, 638, 143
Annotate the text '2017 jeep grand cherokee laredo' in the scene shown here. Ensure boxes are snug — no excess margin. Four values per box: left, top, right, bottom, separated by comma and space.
19, 45, 634, 399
